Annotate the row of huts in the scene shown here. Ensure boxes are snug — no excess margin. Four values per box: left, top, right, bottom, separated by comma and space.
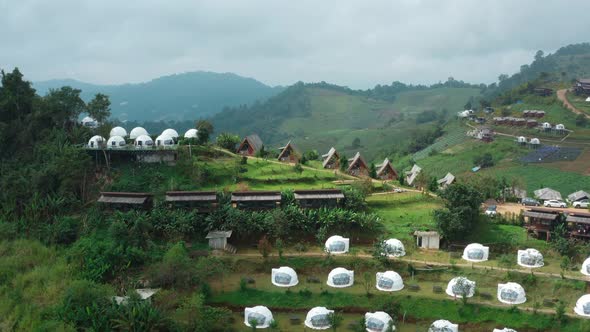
405, 164, 456, 190
525, 208, 590, 241
97, 189, 345, 211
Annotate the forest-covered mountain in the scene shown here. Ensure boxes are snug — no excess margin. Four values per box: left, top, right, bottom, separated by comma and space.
34, 71, 283, 121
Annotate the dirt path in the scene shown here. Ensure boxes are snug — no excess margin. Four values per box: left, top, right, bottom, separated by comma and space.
557, 89, 590, 119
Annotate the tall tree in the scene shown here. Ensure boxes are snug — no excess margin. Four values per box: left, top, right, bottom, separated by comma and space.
43, 86, 86, 129
195, 119, 213, 144
434, 183, 483, 242
87, 93, 111, 123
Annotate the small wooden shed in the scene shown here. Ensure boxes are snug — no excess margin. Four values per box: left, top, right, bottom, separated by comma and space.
347, 152, 369, 177
277, 141, 300, 163
206, 230, 233, 250
414, 231, 440, 249
322, 147, 340, 169
97, 192, 154, 210
236, 134, 263, 156
293, 189, 344, 208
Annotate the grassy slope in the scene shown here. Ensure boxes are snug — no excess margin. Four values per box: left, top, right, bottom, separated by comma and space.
279, 87, 481, 162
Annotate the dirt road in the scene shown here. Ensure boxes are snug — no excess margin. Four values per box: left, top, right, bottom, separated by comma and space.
557, 89, 590, 119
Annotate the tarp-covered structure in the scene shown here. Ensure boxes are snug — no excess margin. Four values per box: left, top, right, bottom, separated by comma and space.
462, 243, 489, 262
305, 307, 333, 330
383, 238, 405, 257
376, 271, 404, 291
365, 311, 394, 332
574, 294, 590, 317
497, 282, 526, 304
325, 235, 349, 254
517, 248, 544, 268
244, 306, 273, 328
327, 267, 354, 288
271, 266, 299, 287
581, 257, 590, 276
534, 188, 562, 201
428, 320, 458, 332
446, 277, 476, 298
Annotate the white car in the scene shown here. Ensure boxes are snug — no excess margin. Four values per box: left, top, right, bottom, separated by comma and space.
485, 205, 497, 217
544, 200, 566, 208
573, 200, 589, 209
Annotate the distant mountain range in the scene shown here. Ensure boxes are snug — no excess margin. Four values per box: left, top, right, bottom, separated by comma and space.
33, 71, 283, 121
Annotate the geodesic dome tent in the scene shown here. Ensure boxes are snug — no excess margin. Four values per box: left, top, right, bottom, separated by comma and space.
161, 128, 179, 139
530, 138, 540, 145
365, 311, 394, 332
271, 266, 299, 287
244, 306, 273, 328
155, 135, 175, 147
82, 116, 98, 128
324, 235, 349, 254
462, 243, 489, 262
493, 329, 517, 332
327, 267, 354, 288
428, 319, 458, 332
542, 122, 551, 129
129, 127, 149, 139
184, 128, 198, 138
574, 294, 590, 317
134, 135, 154, 149
383, 238, 406, 257
556, 124, 565, 130
497, 282, 526, 305
517, 248, 544, 268
516, 136, 526, 144
305, 307, 333, 330
375, 271, 404, 292
107, 135, 126, 149
88, 135, 105, 149
580, 257, 590, 276
110, 126, 127, 138
445, 277, 476, 298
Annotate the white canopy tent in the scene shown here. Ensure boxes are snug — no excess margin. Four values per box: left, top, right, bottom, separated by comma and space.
517, 248, 544, 268
107, 136, 126, 149
383, 238, 406, 257
87, 135, 105, 149
428, 320, 458, 332
580, 257, 590, 276
497, 282, 526, 305
462, 243, 489, 262
327, 267, 354, 288
574, 294, 590, 317
375, 271, 404, 292
324, 235, 349, 254
129, 127, 149, 139
161, 128, 179, 139
155, 135, 175, 147
244, 306, 273, 328
184, 128, 198, 138
446, 276, 476, 298
109, 126, 127, 138
305, 307, 334, 330
271, 266, 299, 287
134, 135, 154, 149
493, 329, 517, 332
365, 311, 394, 332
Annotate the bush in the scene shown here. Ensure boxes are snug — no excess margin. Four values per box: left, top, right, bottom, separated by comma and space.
147, 242, 195, 289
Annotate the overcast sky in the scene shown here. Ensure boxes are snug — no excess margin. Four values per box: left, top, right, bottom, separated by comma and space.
1, 0, 588, 89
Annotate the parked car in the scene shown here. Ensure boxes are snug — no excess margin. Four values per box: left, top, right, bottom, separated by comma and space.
543, 200, 566, 208
485, 205, 497, 217
573, 199, 590, 209
521, 197, 540, 206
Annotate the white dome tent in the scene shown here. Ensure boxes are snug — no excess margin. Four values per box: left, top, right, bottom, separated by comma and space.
305, 307, 334, 330
497, 282, 526, 305
324, 235, 350, 254
580, 257, 590, 276
365, 311, 394, 332
87, 135, 105, 149
81, 116, 98, 128
134, 135, 154, 149
555, 124, 565, 131
327, 267, 354, 288
516, 136, 526, 144
428, 319, 458, 332
542, 122, 551, 130
383, 238, 406, 257
107, 136, 126, 149
462, 243, 489, 262
574, 294, 590, 317
184, 128, 198, 138
586, 97, 590, 102
244, 306, 273, 328
445, 277, 476, 298
162, 128, 179, 140
155, 135, 175, 147
129, 127, 149, 139
493, 329, 517, 332
271, 266, 299, 287
530, 138, 540, 145
375, 271, 404, 292
109, 126, 127, 138
517, 248, 544, 268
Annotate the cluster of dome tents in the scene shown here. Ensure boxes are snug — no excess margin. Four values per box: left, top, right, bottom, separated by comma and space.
87, 127, 199, 149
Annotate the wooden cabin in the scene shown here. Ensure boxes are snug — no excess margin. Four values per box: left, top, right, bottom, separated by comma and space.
574, 79, 590, 95
534, 87, 553, 97
375, 158, 398, 180
97, 192, 154, 210
347, 152, 369, 177
293, 189, 344, 208
567, 212, 590, 239
405, 164, 422, 186
322, 147, 340, 169
524, 208, 561, 241
526, 119, 538, 128
277, 141, 300, 163
236, 134, 263, 156
231, 191, 281, 210
437, 172, 455, 190
165, 191, 218, 212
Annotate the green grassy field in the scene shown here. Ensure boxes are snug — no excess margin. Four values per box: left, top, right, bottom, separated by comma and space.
566, 91, 590, 116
